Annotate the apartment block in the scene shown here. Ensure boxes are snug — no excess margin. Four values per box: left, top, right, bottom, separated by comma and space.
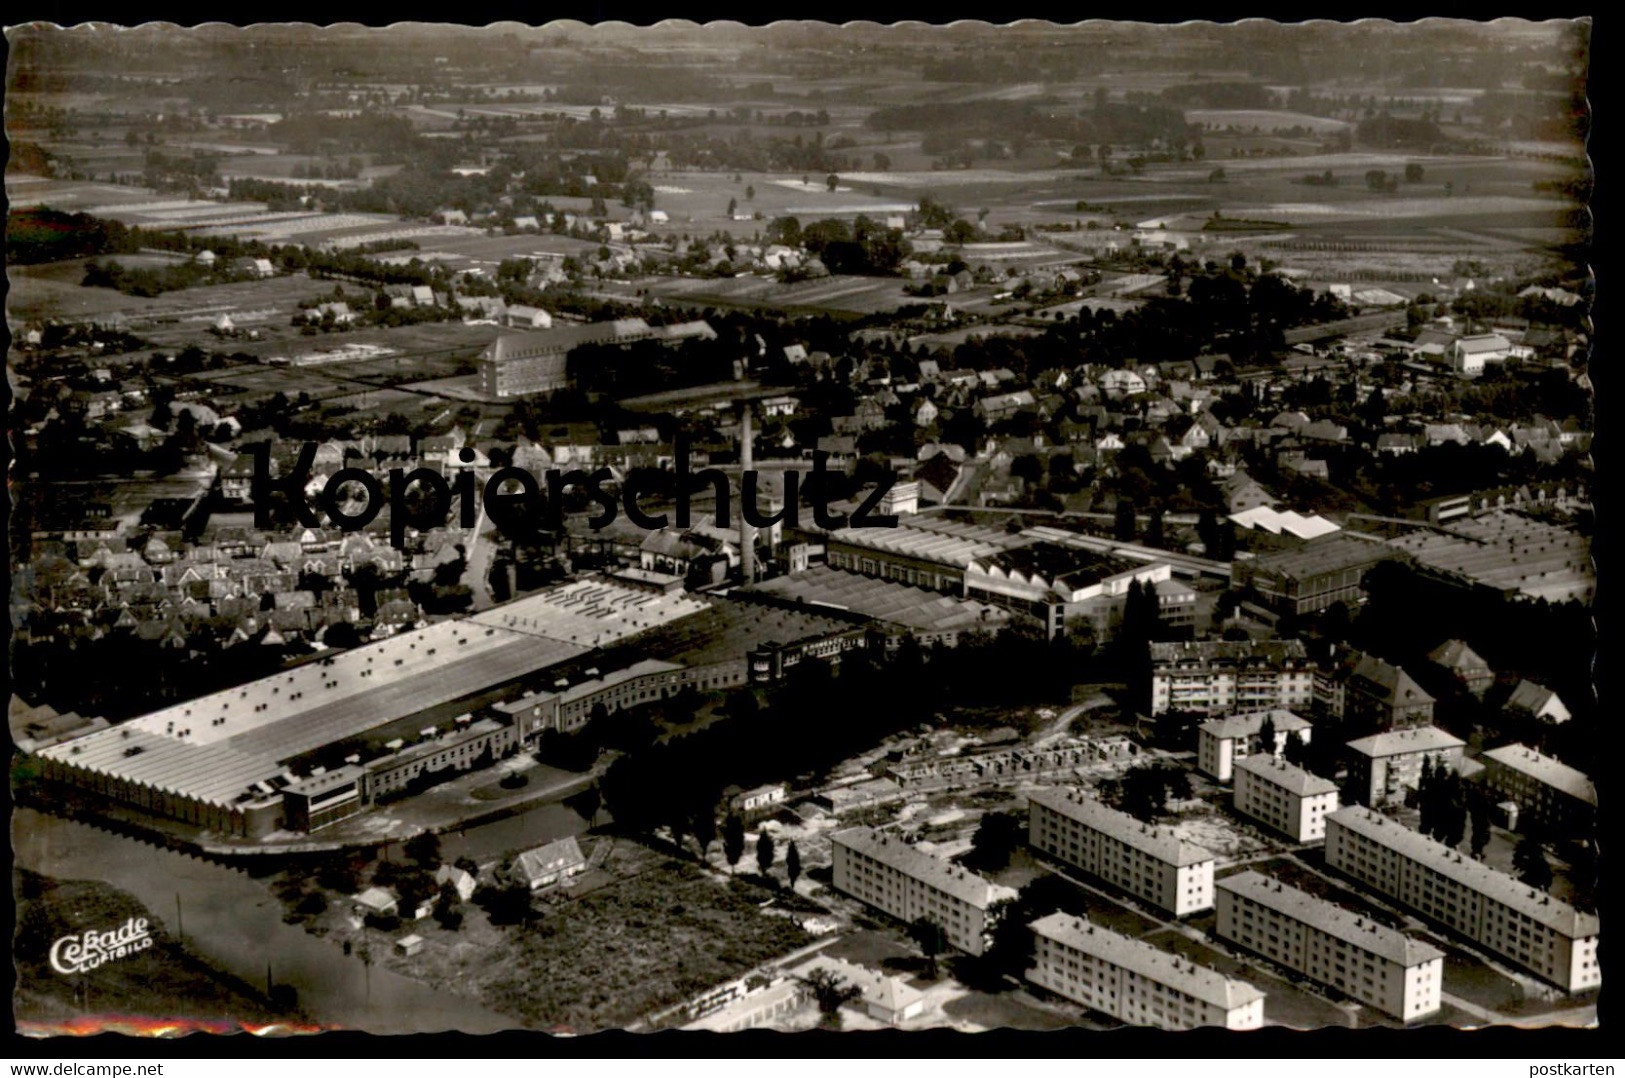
1344, 726, 1466, 808
1028, 788, 1216, 916
831, 827, 1017, 956
1215, 871, 1444, 1021
1232, 756, 1339, 842
1480, 744, 1597, 836
1324, 806, 1600, 993
1197, 709, 1313, 781
1027, 912, 1265, 1030
1148, 639, 1314, 717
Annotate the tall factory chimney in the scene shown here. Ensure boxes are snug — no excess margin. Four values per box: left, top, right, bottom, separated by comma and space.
739, 403, 755, 584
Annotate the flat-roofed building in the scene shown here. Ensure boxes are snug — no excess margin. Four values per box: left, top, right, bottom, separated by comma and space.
1232, 756, 1339, 842
1324, 806, 1600, 992
281, 764, 367, 832
1231, 533, 1395, 616
1027, 912, 1265, 1030
746, 564, 1010, 649
1215, 871, 1444, 1021
1028, 788, 1215, 916
1344, 725, 1466, 808
1197, 709, 1313, 781
1384, 513, 1593, 605
831, 827, 1017, 955
1480, 744, 1597, 836
1149, 639, 1314, 717
33, 577, 709, 837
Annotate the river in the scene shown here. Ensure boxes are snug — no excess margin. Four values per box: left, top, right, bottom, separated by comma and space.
13, 808, 522, 1034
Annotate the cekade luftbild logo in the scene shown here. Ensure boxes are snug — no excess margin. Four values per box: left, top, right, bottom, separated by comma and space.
49, 917, 154, 975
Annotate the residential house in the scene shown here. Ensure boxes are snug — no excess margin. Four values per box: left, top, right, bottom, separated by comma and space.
511, 836, 587, 890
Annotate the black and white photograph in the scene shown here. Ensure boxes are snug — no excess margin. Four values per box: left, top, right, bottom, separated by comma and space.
5, 17, 1597, 1042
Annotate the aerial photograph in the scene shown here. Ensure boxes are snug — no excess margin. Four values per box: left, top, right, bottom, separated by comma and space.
6, 18, 1596, 1039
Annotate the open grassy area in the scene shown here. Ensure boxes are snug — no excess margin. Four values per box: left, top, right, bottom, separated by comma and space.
379, 841, 812, 1032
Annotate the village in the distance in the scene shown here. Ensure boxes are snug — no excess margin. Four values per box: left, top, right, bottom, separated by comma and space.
6, 19, 1597, 1037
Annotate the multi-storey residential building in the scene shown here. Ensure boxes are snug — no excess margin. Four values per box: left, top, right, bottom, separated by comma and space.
1344, 726, 1466, 808
1324, 807, 1600, 992
1479, 744, 1597, 836
1197, 709, 1313, 781
1232, 756, 1339, 842
1027, 912, 1265, 1030
1027, 788, 1216, 915
1426, 639, 1495, 699
1215, 871, 1444, 1021
831, 827, 1017, 955
1316, 648, 1435, 730
1345, 653, 1435, 731
1148, 639, 1314, 717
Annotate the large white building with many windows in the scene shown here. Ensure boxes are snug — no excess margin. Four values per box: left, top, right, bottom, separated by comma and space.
831, 827, 1017, 956
1324, 807, 1600, 993
1027, 912, 1265, 1030
1232, 756, 1339, 842
1197, 709, 1314, 781
1148, 639, 1314, 716
1215, 870, 1445, 1021
1027, 788, 1216, 915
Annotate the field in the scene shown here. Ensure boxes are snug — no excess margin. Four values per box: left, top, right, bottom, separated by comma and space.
167, 326, 494, 403
373, 841, 812, 1032
632, 169, 919, 235
1186, 109, 1352, 134
9, 259, 329, 332
637, 271, 922, 317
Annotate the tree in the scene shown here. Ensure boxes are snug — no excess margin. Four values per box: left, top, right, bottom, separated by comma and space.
723, 813, 746, 872
1405, 163, 1426, 184
1257, 714, 1277, 758
786, 840, 802, 890
1513, 833, 1553, 890
964, 812, 1024, 872
1113, 500, 1137, 541
806, 968, 861, 1028
404, 830, 441, 868
692, 806, 717, 856
1144, 506, 1166, 549
745, 185, 755, 201
1283, 729, 1307, 767
755, 829, 776, 876
826, 173, 839, 193
726, 197, 737, 218
910, 917, 947, 979
1469, 796, 1492, 858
